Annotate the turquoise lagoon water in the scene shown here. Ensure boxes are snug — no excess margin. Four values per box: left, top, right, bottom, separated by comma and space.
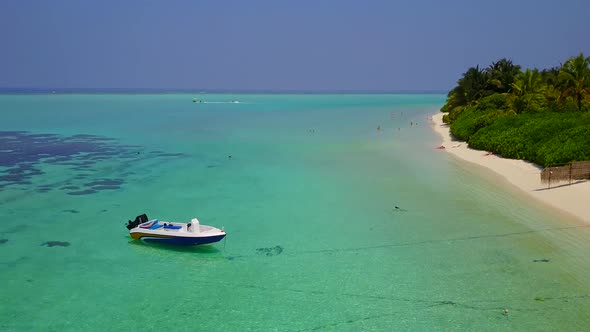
1, 94, 590, 331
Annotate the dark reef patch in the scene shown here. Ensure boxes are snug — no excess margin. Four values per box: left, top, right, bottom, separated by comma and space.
84, 179, 124, 187
90, 185, 121, 191
533, 259, 550, 263
0, 131, 185, 195
36, 184, 55, 193
41, 241, 70, 247
256, 245, 284, 256
0, 131, 137, 188
61, 185, 80, 190
67, 189, 99, 196
0, 239, 8, 245
62, 209, 80, 214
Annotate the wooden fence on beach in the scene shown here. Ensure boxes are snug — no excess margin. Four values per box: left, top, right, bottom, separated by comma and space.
540, 161, 590, 188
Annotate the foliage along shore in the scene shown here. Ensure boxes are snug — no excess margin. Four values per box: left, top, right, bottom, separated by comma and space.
440, 54, 590, 167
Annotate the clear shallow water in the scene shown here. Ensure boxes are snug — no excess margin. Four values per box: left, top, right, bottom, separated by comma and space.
1, 94, 590, 331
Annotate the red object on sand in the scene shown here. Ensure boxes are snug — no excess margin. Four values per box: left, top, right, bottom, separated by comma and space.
435, 145, 446, 150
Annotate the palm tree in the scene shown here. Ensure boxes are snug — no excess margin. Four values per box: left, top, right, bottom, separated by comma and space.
460, 66, 490, 103
487, 58, 521, 93
510, 69, 546, 112
541, 67, 560, 86
511, 69, 545, 95
558, 53, 590, 111
442, 66, 489, 112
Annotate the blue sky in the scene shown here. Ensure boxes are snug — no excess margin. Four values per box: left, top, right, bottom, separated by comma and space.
1, 0, 589, 91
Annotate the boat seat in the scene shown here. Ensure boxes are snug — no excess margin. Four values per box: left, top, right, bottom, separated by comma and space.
139, 219, 157, 229
149, 223, 164, 230
163, 224, 182, 230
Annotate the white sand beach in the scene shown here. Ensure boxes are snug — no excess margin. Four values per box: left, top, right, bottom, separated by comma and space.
431, 112, 590, 223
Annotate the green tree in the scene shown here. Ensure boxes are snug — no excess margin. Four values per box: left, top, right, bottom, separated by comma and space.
458, 66, 491, 103
541, 67, 560, 86
558, 53, 590, 112
486, 58, 521, 93
441, 66, 490, 112
510, 69, 546, 113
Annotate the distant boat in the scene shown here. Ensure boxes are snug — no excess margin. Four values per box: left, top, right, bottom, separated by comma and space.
126, 214, 226, 246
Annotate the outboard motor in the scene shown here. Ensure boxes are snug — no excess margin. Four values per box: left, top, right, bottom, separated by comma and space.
126, 214, 148, 230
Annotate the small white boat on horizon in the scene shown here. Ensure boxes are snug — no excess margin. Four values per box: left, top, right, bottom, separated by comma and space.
126, 214, 226, 246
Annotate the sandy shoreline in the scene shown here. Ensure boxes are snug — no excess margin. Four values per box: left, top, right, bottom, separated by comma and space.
430, 112, 590, 223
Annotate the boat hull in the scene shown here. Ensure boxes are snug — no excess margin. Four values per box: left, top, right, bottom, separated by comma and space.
132, 232, 226, 246
128, 218, 226, 246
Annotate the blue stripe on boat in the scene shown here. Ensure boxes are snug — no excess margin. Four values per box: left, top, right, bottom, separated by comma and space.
141, 234, 226, 246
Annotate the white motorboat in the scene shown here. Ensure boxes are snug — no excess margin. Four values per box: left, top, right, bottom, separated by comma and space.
126, 214, 226, 246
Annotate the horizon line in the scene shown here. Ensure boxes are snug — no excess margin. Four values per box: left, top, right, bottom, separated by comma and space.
0, 87, 447, 95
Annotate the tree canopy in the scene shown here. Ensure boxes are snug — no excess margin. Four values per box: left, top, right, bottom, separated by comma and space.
441, 54, 590, 167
